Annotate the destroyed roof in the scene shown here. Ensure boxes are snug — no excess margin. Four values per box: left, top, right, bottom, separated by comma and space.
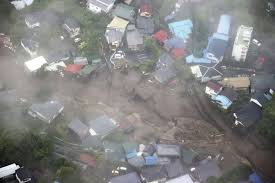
21, 39, 39, 52
105, 29, 125, 44
195, 160, 222, 182
29, 101, 64, 123
88, 115, 117, 137
168, 19, 193, 40
64, 64, 84, 74
234, 102, 262, 127
15, 168, 33, 183
63, 18, 80, 29
107, 16, 129, 30
79, 153, 96, 167
140, 165, 167, 182
87, 0, 115, 12
165, 174, 194, 183
109, 172, 141, 183
68, 118, 89, 139
46, 50, 71, 63
25, 12, 42, 26
165, 159, 185, 179
156, 144, 181, 157
112, 3, 136, 22
152, 30, 168, 43
128, 155, 145, 168
250, 74, 275, 92
154, 54, 177, 83
136, 15, 154, 34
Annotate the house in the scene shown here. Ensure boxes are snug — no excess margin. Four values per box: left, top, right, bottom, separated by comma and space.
68, 118, 89, 140
250, 74, 275, 93
156, 144, 181, 157
46, 50, 71, 64
204, 15, 231, 63
144, 156, 158, 166
15, 167, 33, 183
219, 87, 238, 102
185, 55, 211, 64
140, 166, 167, 183
79, 153, 96, 167
232, 25, 253, 62
164, 37, 185, 50
136, 15, 154, 35
88, 115, 118, 138
64, 64, 84, 74
190, 64, 223, 83
0, 164, 20, 179
21, 39, 39, 57
233, 102, 262, 128
138, 2, 152, 17
152, 30, 168, 44
105, 17, 129, 50
63, 18, 80, 38
28, 101, 64, 123
25, 12, 41, 29
170, 48, 186, 59
87, 0, 115, 14
218, 77, 250, 90
168, 19, 193, 41
112, 3, 136, 23
165, 159, 185, 179
165, 174, 194, 183
109, 172, 141, 183
24, 56, 48, 73
205, 81, 223, 96
74, 57, 88, 65
154, 53, 177, 83
204, 33, 229, 63
194, 160, 222, 183
249, 172, 263, 183
126, 25, 144, 50
211, 94, 233, 110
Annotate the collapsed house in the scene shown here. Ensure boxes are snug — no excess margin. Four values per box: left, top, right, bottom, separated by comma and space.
154, 53, 177, 83
63, 18, 81, 38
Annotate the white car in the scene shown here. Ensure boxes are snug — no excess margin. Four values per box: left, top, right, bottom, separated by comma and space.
252, 39, 261, 47
113, 51, 125, 59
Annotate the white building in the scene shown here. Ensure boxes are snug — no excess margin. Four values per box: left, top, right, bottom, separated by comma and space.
24, 56, 48, 73
0, 164, 20, 179
87, 0, 115, 14
232, 25, 253, 62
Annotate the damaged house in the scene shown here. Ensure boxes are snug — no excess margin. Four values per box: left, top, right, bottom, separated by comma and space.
68, 118, 89, 140
154, 53, 177, 83
25, 12, 42, 29
24, 56, 48, 73
190, 63, 223, 83
21, 38, 39, 57
105, 17, 129, 50
28, 100, 64, 124
63, 18, 81, 38
87, 0, 115, 14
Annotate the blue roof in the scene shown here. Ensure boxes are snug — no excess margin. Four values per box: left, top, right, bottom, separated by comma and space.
249, 173, 263, 183
204, 34, 228, 62
217, 14, 231, 35
144, 156, 158, 166
212, 95, 232, 109
126, 151, 138, 159
186, 55, 212, 64
168, 19, 193, 40
164, 37, 185, 50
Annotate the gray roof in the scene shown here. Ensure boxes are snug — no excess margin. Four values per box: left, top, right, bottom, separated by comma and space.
82, 135, 103, 150
126, 26, 143, 48
103, 141, 125, 161
105, 29, 125, 44
127, 155, 145, 168
166, 174, 194, 183
234, 102, 262, 127
68, 118, 89, 139
87, 0, 114, 12
195, 160, 222, 183
109, 172, 141, 183
156, 144, 181, 157
29, 101, 64, 123
220, 88, 238, 102
46, 50, 71, 63
206, 33, 228, 61
165, 159, 185, 179
136, 15, 154, 34
140, 165, 167, 182
88, 115, 117, 137
112, 3, 136, 22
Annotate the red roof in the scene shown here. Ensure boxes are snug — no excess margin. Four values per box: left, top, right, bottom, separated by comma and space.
79, 153, 96, 167
64, 64, 83, 74
206, 81, 222, 93
170, 48, 186, 59
257, 56, 265, 64
152, 30, 168, 43
139, 3, 152, 14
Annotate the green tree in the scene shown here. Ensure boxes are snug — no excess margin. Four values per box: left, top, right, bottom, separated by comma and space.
259, 96, 275, 143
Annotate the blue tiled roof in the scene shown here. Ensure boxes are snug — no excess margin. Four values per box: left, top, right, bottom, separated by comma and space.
168, 19, 193, 40
144, 156, 158, 166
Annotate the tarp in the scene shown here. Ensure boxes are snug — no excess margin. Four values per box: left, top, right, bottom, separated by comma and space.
64, 64, 83, 74
249, 173, 263, 183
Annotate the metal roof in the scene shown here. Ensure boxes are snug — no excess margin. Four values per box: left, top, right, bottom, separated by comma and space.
88, 115, 117, 137
112, 3, 136, 22
109, 172, 141, 183
68, 118, 89, 139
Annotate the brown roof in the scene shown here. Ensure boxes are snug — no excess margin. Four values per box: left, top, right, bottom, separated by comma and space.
219, 77, 250, 89
79, 153, 96, 167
